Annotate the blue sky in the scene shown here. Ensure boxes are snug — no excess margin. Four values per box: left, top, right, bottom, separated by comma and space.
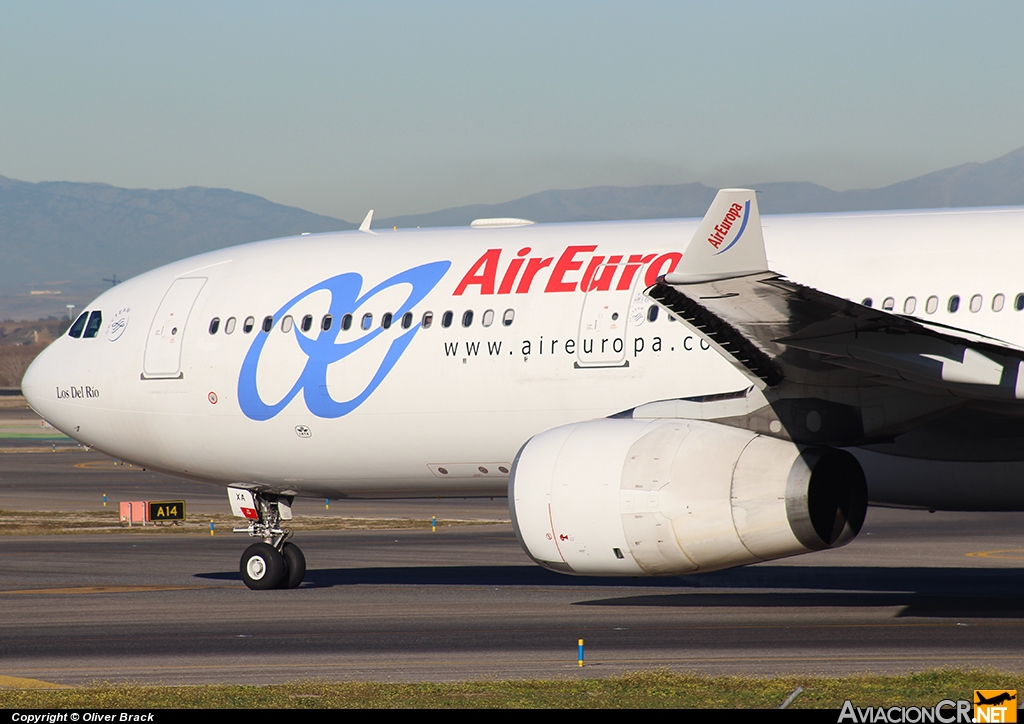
2, 1, 1023, 222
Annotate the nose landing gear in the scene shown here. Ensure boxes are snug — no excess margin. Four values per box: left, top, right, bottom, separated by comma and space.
281, 541, 306, 589
229, 487, 306, 590
240, 542, 288, 589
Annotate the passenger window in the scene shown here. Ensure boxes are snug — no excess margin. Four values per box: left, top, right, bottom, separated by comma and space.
925, 296, 938, 314
209, 317, 221, 335
502, 309, 515, 327
361, 313, 373, 331
861, 298, 873, 308
262, 316, 273, 333
441, 311, 453, 328
243, 316, 255, 334
970, 294, 983, 313
321, 314, 333, 332
482, 309, 494, 327
647, 305, 659, 322
225, 317, 236, 334
948, 295, 960, 313
381, 312, 392, 330
462, 310, 473, 328
903, 297, 916, 315
68, 312, 89, 338
341, 314, 352, 331
1016, 293, 1024, 311
993, 294, 1005, 312
882, 297, 895, 311
281, 315, 294, 333
301, 315, 313, 332
422, 312, 433, 329
401, 312, 413, 329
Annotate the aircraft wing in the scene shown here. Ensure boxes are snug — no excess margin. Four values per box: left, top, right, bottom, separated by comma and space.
648, 189, 1024, 405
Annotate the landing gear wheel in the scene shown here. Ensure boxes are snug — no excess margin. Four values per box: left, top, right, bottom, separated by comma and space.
282, 542, 306, 589
240, 542, 287, 590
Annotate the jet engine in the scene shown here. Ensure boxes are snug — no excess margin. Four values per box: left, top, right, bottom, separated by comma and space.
509, 418, 866, 576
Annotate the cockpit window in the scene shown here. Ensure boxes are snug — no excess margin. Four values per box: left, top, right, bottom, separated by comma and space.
83, 311, 103, 339
68, 312, 89, 338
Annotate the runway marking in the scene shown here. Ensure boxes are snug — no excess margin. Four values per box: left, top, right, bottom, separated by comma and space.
74, 460, 134, 470
0, 446, 80, 454
965, 549, 1024, 559
0, 674, 69, 689
0, 585, 232, 595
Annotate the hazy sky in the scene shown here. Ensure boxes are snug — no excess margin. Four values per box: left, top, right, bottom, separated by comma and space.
2, 1, 1023, 222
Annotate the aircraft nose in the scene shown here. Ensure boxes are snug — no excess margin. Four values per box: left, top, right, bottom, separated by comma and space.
22, 342, 64, 425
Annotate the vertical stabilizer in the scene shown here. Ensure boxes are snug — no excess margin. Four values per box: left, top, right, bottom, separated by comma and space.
666, 189, 767, 284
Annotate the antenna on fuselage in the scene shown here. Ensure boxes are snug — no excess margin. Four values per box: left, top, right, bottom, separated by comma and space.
359, 210, 374, 233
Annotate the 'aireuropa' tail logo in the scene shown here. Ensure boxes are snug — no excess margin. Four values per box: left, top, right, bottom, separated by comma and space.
707, 200, 750, 255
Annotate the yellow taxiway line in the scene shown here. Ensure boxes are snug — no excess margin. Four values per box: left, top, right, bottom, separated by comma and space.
966, 549, 1024, 559
0, 585, 234, 595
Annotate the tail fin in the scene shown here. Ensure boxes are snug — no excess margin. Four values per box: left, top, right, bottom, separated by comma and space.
665, 188, 767, 284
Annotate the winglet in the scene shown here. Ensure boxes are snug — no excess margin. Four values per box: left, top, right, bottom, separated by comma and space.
359, 209, 374, 233
664, 189, 767, 284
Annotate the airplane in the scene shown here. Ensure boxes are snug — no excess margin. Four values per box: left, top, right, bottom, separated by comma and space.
21, 189, 1024, 590
976, 692, 1017, 707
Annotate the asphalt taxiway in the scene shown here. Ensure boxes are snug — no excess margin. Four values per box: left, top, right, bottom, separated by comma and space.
2, 405, 1024, 685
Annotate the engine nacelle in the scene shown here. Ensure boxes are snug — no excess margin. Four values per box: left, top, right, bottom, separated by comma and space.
509, 418, 866, 576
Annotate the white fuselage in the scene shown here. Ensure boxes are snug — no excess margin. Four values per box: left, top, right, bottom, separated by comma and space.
22, 207, 1024, 501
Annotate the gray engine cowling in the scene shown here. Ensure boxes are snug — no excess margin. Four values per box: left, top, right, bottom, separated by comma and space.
509, 418, 866, 576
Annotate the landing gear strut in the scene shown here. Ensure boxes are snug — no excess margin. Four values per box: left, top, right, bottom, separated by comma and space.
229, 487, 306, 590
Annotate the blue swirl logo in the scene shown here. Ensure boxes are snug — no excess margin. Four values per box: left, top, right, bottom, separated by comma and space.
237, 260, 451, 421
712, 200, 750, 256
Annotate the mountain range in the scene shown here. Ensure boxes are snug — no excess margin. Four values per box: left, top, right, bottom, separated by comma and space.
377, 146, 1024, 226
3, 146, 1024, 319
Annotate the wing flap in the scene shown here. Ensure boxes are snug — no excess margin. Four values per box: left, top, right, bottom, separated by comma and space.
649, 190, 1024, 404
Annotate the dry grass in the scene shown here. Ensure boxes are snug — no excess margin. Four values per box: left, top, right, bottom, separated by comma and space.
0, 669, 1019, 708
